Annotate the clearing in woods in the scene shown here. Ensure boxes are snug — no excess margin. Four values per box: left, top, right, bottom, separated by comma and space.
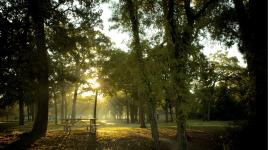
0, 120, 229, 150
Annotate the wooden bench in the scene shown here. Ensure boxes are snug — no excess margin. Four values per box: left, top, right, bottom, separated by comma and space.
60, 118, 97, 134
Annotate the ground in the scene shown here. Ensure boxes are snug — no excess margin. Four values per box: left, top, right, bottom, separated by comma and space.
0, 120, 229, 150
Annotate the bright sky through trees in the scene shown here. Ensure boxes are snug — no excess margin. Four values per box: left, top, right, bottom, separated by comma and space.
100, 2, 247, 68
80, 78, 103, 102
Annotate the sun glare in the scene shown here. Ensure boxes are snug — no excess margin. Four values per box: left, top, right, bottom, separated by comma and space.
87, 78, 100, 89
81, 91, 92, 97
81, 78, 102, 98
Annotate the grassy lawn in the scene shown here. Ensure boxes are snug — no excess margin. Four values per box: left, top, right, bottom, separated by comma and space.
0, 119, 229, 150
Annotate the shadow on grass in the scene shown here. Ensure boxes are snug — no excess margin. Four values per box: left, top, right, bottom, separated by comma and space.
87, 133, 97, 150
3, 132, 41, 150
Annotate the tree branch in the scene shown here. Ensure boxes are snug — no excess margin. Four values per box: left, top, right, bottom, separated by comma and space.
184, 0, 195, 25
194, 0, 219, 20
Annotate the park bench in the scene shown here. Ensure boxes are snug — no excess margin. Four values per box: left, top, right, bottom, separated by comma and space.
60, 118, 97, 134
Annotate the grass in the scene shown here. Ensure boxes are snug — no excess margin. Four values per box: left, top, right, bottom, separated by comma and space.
0, 119, 230, 150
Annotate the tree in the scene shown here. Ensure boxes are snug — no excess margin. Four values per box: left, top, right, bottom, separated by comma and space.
161, 0, 218, 149
123, 0, 160, 148
206, 0, 266, 148
194, 51, 248, 121
28, 0, 50, 136
0, 0, 35, 126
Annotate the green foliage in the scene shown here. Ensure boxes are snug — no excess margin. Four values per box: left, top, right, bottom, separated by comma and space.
191, 51, 251, 120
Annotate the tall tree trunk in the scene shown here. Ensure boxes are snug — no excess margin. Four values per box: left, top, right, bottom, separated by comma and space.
31, 103, 35, 121
126, 0, 160, 149
126, 100, 130, 123
139, 101, 146, 128
147, 103, 159, 149
64, 94, 68, 119
19, 96, 24, 125
162, 1, 187, 149
54, 96, 58, 125
165, 98, 169, 122
93, 90, 98, 123
27, 104, 30, 121
175, 100, 187, 150
168, 100, 173, 122
206, 85, 215, 121
30, 21, 49, 136
130, 99, 135, 123
126, 92, 130, 124
134, 105, 138, 123
60, 83, 65, 122
162, 0, 196, 149
207, 98, 211, 121
71, 84, 79, 120
71, 61, 80, 120
29, 0, 50, 136
233, 0, 266, 148
203, 100, 208, 121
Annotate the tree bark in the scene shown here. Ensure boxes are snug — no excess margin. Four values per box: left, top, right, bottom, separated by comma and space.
60, 82, 65, 122
162, 0, 196, 149
233, 0, 266, 148
19, 95, 24, 125
162, 1, 187, 149
71, 83, 79, 120
139, 101, 146, 128
71, 61, 80, 120
27, 104, 30, 121
93, 90, 98, 123
31, 103, 35, 121
126, 0, 160, 149
133, 104, 138, 123
64, 94, 68, 119
207, 100, 210, 121
29, 0, 50, 136
54, 95, 58, 125
30, 21, 49, 136
176, 100, 187, 150
165, 98, 169, 122
169, 101, 173, 122
130, 99, 135, 123
126, 92, 130, 124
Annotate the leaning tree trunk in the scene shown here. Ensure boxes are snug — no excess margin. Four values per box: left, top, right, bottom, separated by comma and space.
126, 0, 160, 149
29, 0, 50, 136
